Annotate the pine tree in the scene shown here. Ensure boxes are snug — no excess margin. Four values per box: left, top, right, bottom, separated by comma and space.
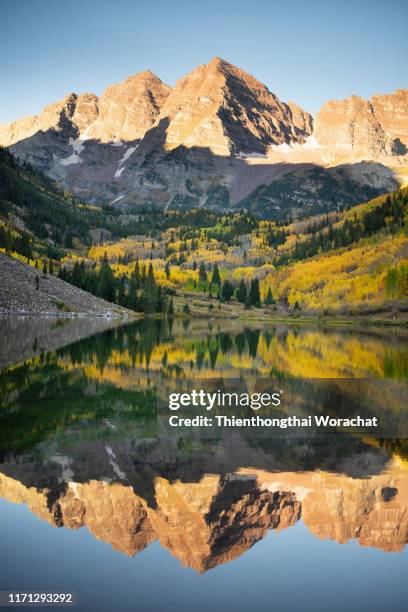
97, 254, 115, 302
127, 277, 138, 311
211, 262, 221, 287
139, 262, 159, 313
133, 258, 141, 288
220, 280, 234, 302
156, 286, 167, 313
165, 261, 171, 280
236, 279, 247, 303
117, 275, 127, 307
141, 264, 146, 286
265, 287, 275, 305
199, 261, 207, 284
249, 278, 261, 307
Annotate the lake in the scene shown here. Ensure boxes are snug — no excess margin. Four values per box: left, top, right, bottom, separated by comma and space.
0, 318, 407, 611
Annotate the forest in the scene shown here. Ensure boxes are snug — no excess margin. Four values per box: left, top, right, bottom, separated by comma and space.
1, 147, 407, 316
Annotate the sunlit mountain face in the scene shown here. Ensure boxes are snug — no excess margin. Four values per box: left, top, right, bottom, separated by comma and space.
0, 318, 407, 611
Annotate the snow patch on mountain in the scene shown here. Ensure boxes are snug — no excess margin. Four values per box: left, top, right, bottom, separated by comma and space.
114, 144, 138, 179
59, 128, 91, 166
269, 136, 322, 154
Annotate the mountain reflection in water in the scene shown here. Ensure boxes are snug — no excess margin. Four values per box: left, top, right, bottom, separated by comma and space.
0, 318, 407, 578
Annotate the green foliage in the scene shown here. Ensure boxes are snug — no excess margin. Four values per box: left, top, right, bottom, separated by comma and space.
236, 279, 247, 304
265, 287, 275, 305
249, 278, 261, 307
220, 280, 234, 302
0, 224, 33, 259
385, 264, 408, 299
274, 189, 408, 267
199, 261, 207, 284
211, 262, 221, 287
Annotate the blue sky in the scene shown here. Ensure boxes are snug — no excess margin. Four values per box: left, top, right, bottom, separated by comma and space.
1, 0, 407, 123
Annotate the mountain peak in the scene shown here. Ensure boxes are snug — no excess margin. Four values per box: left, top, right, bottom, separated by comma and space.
158, 57, 313, 155
123, 69, 165, 85
207, 55, 231, 68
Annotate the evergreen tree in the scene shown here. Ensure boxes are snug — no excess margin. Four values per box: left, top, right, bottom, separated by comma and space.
183, 302, 191, 316
265, 287, 275, 305
249, 278, 261, 307
236, 279, 247, 303
139, 262, 158, 313
97, 254, 115, 302
127, 277, 138, 311
165, 261, 171, 280
133, 258, 141, 288
211, 262, 221, 287
156, 286, 166, 313
220, 280, 234, 302
199, 261, 207, 284
117, 275, 127, 307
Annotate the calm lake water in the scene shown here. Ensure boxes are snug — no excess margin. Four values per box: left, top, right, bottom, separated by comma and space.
0, 318, 407, 611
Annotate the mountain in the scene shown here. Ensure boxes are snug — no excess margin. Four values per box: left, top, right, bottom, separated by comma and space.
1, 461, 407, 570
151, 56, 313, 156
0, 71, 170, 146
0, 58, 407, 217
87, 71, 171, 143
314, 89, 408, 161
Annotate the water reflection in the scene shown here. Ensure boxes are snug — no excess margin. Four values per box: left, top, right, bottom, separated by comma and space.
0, 318, 407, 576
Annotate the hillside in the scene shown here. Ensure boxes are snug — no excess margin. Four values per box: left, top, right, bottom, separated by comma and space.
0, 252, 131, 316
56, 186, 408, 318
0, 146, 145, 253
1, 147, 407, 319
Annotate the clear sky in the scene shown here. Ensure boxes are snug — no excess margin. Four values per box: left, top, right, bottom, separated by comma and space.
1, 0, 407, 123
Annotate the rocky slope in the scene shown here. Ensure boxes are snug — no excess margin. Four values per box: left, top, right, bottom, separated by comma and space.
0, 58, 406, 216
314, 90, 408, 162
0, 252, 130, 316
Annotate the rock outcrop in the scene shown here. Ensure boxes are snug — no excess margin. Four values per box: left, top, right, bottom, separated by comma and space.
87, 71, 171, 143
314, 90, 408, 161
0, 93, 99, 147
